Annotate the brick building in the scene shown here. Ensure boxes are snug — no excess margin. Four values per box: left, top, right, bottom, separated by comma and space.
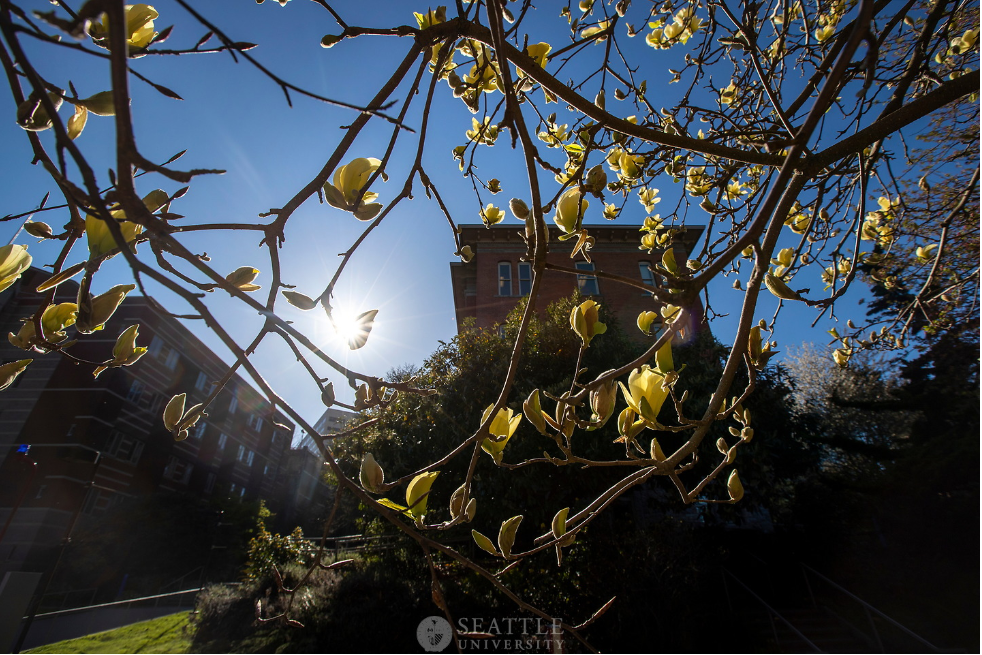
0, 268, 303, 577
449, 223, 704, 333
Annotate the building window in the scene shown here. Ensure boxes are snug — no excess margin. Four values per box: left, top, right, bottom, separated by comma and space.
237, 445, 245, 462
263, 464, 270, 476
205, 473, 216, 494
518, 262, 532, 296
126, 379, 145, 403
247, 414, 264, 433
150, 336, 179, 369
576, 262, 600, 295
163, 349, 179, 370
108, 430, 144, 464
228, 393, 238, 415
497, 262, 512, 296
193, 422, 207, 440
217, 433, 228, 451
639, 261, 657, 288
164, 456, 193, 484
35, 485, 47, 499
246, 450, 255, 467
195, 371, 210, 392
229, 482, 236, 496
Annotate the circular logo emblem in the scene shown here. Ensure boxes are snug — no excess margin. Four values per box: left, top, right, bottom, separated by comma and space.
417, 616, 453, 652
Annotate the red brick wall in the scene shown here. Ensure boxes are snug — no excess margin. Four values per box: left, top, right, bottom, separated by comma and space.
450, 224, 703, 335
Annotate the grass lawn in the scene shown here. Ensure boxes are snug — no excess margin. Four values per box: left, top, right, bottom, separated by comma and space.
25, 611, 194, 654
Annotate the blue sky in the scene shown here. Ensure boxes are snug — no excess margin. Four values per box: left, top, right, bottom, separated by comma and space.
1, 0, 871, 439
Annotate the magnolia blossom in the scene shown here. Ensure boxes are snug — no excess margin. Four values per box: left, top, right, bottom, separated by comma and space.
89, 4, 159, 50
619, 365, 669, 423
323, 157, 384, 220
481, 204, 504, 226
0, 244, 32, 293
481, 405, 522, 464
570, 299, 607, 347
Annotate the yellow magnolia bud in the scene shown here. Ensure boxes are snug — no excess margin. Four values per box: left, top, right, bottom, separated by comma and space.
586, 165, 608, 195
226, 267, 261, 292
764, 273, 802, 301
0, 359, 32, 391
727, 469, 744, 502
498, 515, 523, 559
456, 245, 474, 263
25, 222, 53, 239
163, 393, 186, 431
589, 376, 618, 427
360, 453, 385, 494
523, 389, 548, 434
75, 91, 116, 116
76, 284, 135, 334
570, 299, 607, 347
464, 498, 477, 522
449, 483, 466, 519
650, 437, 666, 461
509, 198, 530, 220
0, 245, 32, 293
36, 262, 85, 292
554, 188, 588, 234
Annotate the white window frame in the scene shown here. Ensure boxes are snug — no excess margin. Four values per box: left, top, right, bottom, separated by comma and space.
497, 262, 512, 296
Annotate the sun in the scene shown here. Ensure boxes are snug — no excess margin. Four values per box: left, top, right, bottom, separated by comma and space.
329, 307, 378, 350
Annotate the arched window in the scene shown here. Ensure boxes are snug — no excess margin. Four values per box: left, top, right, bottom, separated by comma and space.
498, 262, 512, 296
